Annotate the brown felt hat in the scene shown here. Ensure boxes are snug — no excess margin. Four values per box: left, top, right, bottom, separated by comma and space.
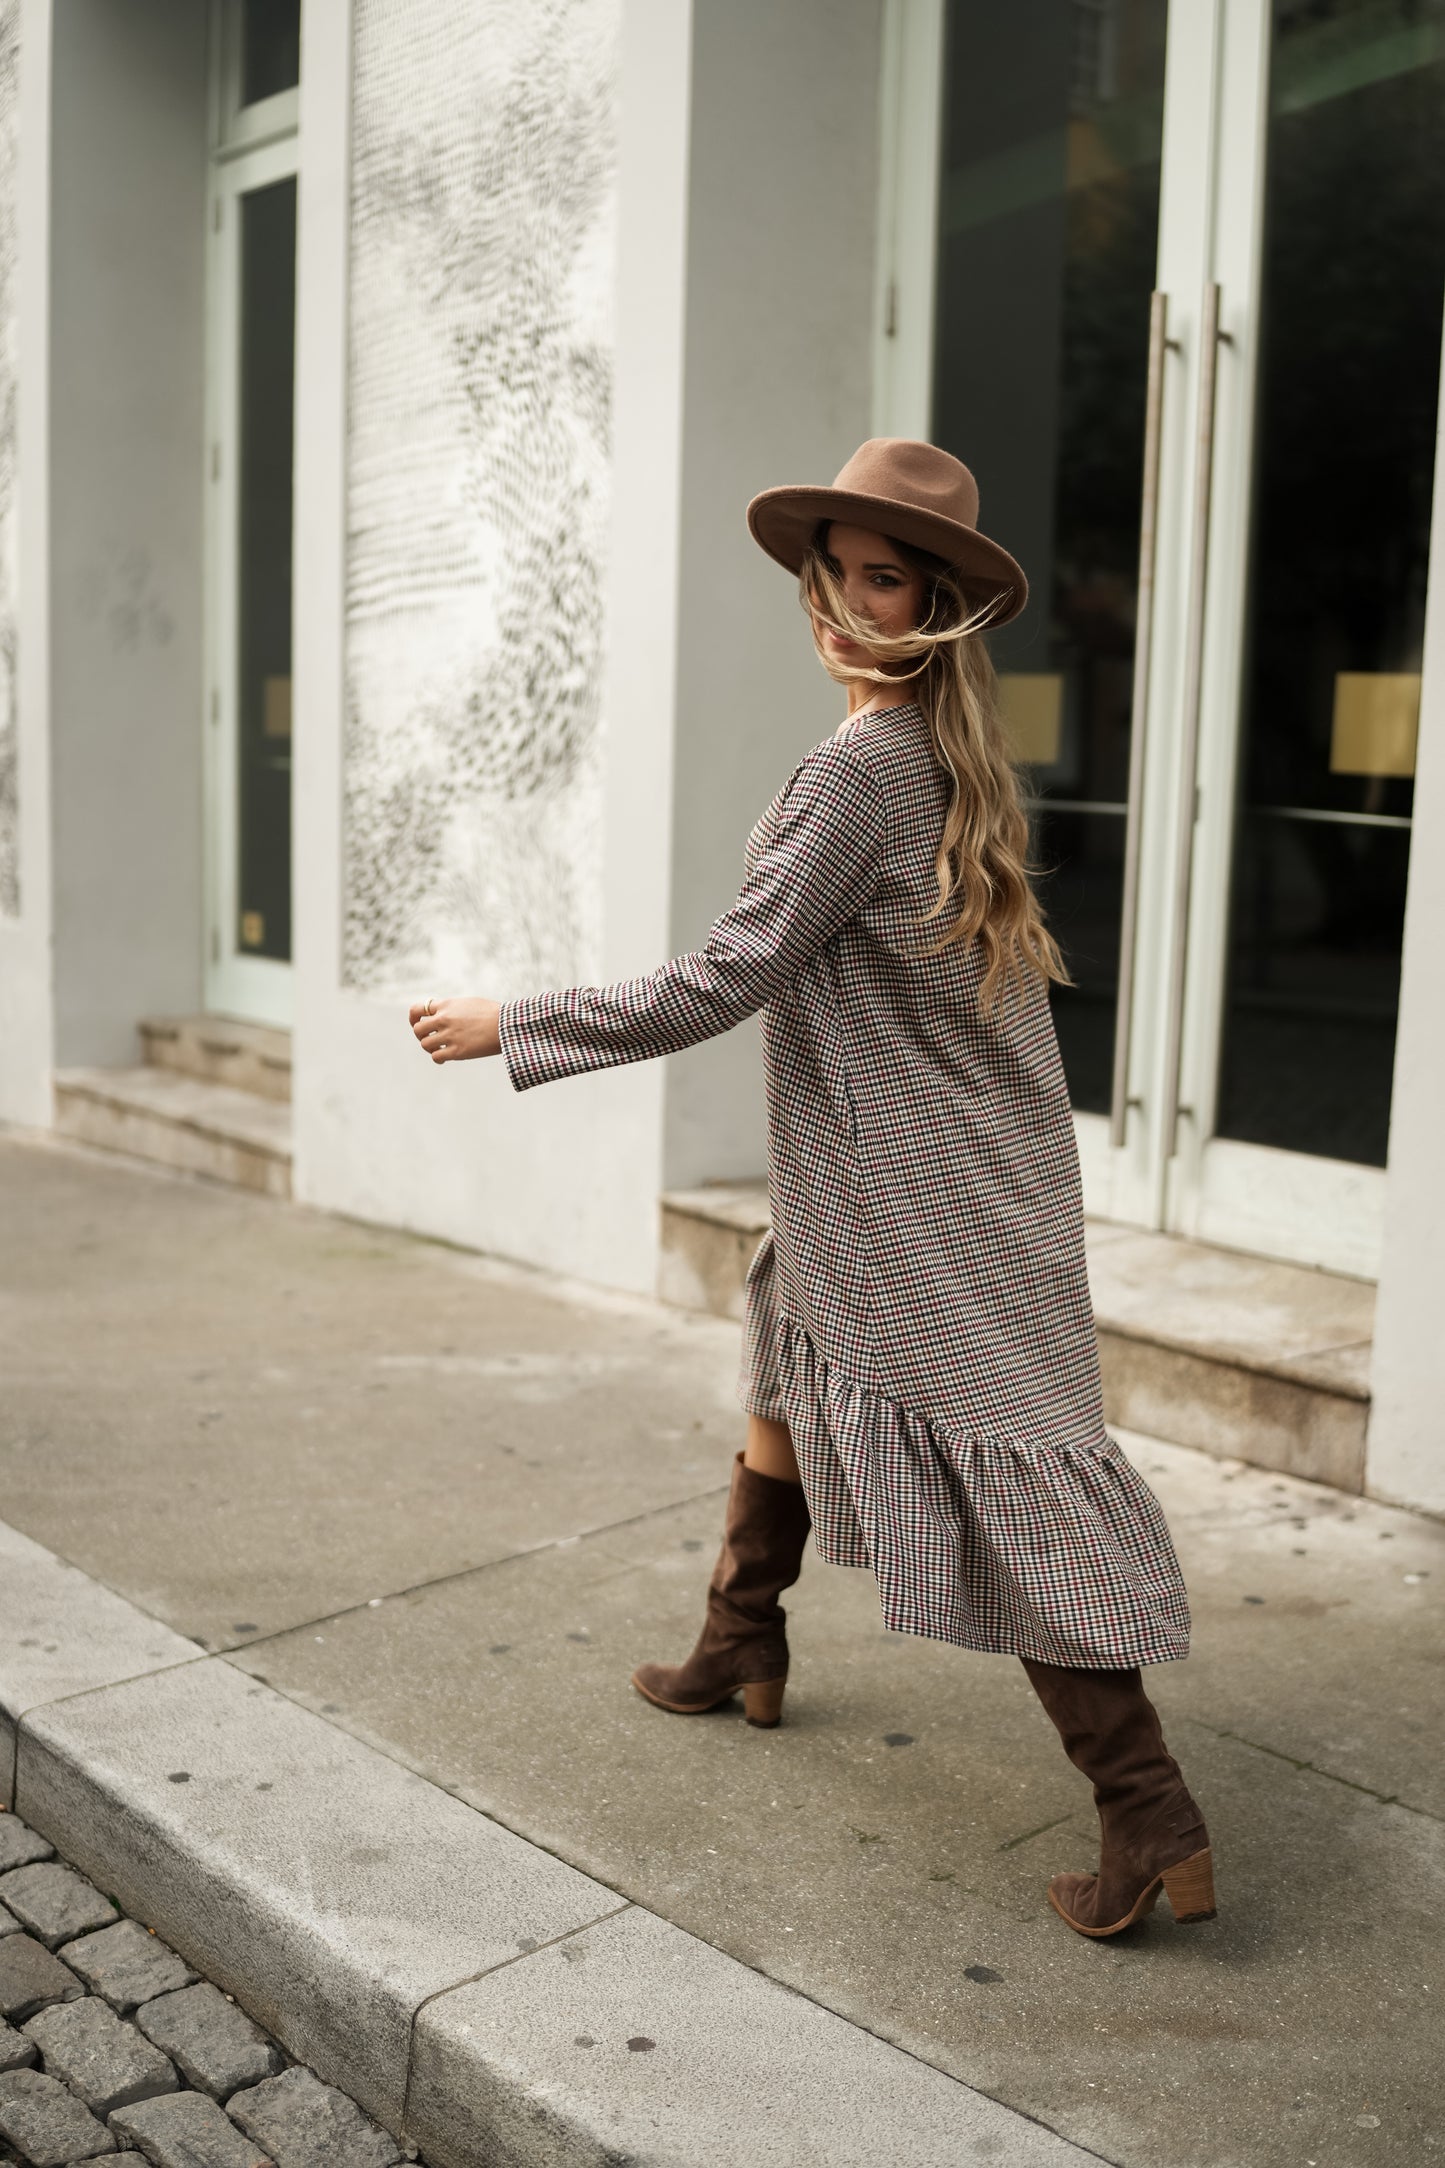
746, 437, 1028, 626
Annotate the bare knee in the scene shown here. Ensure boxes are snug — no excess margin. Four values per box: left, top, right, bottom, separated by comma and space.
744, 1414, 803, 1484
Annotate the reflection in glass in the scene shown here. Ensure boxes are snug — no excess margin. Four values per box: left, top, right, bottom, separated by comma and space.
932, 0, 1169, 1111
237, 177, 296, 963
1217, 0, 1444, 1166
241, 0, 301, 107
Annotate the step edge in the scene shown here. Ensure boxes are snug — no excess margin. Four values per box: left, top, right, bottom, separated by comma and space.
1095, 1315, 1371, 1403
54, 1075, 293, 1164
139, 1011, 291, 1050
660, 1189, 770, 1230
658, 1200, 1373, 1402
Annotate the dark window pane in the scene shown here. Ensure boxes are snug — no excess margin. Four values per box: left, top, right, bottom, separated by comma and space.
237, 177, 296, 963
242, 0, 301, 106
1035, 804, 1128, 1111
1216, 0, 1445, 1165
933, 0, 1169, 1112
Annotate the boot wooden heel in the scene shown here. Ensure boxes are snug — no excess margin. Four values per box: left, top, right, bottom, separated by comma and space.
1161, 1847, 1216, 1923
743, 1677, 786, 1728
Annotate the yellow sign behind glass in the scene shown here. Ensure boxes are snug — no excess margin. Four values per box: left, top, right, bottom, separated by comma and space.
997, 672, 1064, 767
263, 675, 293, 740
1329, 672, 1420, 779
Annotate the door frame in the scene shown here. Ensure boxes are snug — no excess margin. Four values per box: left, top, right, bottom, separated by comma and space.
202, 6, 299, 1028
872, 0, 944, 442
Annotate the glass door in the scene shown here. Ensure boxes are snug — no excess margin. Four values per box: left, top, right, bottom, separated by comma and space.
895, 0, 1444, 1277
1162, 0, 1444, 1275
204, 0, 301, 1026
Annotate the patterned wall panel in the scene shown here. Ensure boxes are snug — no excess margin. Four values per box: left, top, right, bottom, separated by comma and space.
0, 2, 18, 919
343, 0, 618, 995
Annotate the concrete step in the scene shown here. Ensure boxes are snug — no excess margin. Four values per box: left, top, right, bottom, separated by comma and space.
658, 1182, 1374, 1494
139, 1015, 291, 1104
1086, 1223, 1372, 1494
54, 1067, 292, 1199
658, 1182, 771, 1320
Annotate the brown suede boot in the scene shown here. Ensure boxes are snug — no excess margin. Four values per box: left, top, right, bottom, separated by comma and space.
631, 1452, 812, 1728
1022, 1658, 1216, 1937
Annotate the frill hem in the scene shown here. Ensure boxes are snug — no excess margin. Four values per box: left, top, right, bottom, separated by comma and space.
746, 1311, 1192, 1668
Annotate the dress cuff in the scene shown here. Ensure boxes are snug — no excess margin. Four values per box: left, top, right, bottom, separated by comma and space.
496, 992, 581, 1093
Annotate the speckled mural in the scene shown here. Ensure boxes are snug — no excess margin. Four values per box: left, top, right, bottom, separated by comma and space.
0, 2, 19, 920
343, 0, 617, 995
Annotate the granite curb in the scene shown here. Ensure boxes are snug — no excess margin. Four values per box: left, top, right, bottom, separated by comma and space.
0, 1517, 1100, 2167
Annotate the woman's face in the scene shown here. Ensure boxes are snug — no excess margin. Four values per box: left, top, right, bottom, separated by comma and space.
813, 522, 929, 669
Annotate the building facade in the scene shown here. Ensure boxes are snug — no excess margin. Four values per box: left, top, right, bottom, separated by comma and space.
0, 0, 1442, 1512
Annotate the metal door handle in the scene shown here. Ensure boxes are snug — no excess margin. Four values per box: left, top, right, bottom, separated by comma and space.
1159, 278, 1223, 1160
1109, 288, 1173, 1149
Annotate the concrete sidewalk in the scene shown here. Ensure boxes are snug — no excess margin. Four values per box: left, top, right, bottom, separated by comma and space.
1, 1133, 1442, 2166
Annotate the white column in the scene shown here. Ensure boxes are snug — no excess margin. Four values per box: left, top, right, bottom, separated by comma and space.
662, 0, 885, 1189
45, 0, 208, 1070
0, 0, 52, 1127
292, 0, 693, 1294
1367, 307, 1445, 1514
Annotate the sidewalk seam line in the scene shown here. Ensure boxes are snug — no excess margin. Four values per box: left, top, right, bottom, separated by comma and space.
8, 1650, 208, 1725
1182, 1718, 1442, 1824
399, 1903, 634, 2131
209, 1484, 734, 1655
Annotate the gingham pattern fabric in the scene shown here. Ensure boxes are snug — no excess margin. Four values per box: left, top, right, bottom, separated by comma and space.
500, 702, 1191, 1666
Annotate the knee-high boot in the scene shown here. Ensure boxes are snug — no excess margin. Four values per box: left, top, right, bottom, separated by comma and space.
631, 1452, 812, 1728
1022, 1658, 1216, 1936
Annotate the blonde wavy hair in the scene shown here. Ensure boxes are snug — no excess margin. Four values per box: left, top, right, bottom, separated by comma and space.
800, 526, 1070, 1015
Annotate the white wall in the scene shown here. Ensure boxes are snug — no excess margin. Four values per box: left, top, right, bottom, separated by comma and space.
47, 0, 207, 1067
0, 0, 48, 1128
292, 0, 690, 1294
1367, 307, 1445, 1517
662, 0, 884, 1189
297, 0, 890, 1280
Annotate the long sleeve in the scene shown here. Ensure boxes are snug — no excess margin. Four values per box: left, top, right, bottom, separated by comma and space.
498, 737, 887, 1092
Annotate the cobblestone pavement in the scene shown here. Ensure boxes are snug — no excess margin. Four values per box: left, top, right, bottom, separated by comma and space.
0, 1808, 424, 2168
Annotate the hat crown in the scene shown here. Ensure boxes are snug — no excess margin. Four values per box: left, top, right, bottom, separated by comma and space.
829, 438, 981, 534
743, 435, 1026, 625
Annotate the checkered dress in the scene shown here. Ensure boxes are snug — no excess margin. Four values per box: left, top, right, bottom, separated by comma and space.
500, 702, 1191, 1667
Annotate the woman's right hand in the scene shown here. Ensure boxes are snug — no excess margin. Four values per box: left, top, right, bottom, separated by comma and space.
408, 997, 502, 1064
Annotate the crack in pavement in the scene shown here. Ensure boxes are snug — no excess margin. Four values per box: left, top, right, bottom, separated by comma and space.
1184, 1718, 1442, 1823
998, 1814, 1075, 1853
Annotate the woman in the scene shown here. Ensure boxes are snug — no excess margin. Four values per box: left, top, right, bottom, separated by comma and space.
409, 438, 1215, 1941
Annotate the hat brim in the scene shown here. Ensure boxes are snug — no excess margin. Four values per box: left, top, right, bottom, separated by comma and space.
746, 485, 1028, 627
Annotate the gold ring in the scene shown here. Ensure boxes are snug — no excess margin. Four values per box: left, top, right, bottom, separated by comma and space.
426, 996, 437, 1015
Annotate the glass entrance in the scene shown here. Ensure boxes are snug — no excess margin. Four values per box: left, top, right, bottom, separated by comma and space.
913, 0, 1444, 1275
235, 174, 297, 969
204, 0, 300, 1026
